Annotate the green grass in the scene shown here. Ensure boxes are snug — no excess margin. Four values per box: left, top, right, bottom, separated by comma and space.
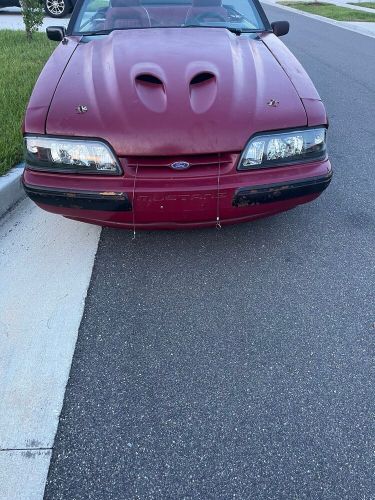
349, 1, 375, 8
278, 1, 375, 20
0, 30, 56, 175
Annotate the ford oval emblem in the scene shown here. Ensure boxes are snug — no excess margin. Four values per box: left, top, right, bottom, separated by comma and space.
170, 161, 190, 170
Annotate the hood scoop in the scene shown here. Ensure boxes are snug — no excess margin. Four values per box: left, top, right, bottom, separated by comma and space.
135, 73, 164, 85
134, 70, 217, 114
189, 71, 217, 113
135, 72, 166, 113
190, 72, 215, 85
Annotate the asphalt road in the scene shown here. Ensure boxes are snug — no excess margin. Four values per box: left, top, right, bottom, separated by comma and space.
44, 7, 375, 499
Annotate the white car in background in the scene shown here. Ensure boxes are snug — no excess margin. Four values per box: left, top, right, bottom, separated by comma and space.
0, 0, 76, 17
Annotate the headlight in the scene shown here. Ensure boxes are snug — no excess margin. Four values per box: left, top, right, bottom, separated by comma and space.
24, 136, 122, 175
238, 127, 327, 170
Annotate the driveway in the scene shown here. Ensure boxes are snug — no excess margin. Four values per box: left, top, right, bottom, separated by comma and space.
0, 7, 69, 30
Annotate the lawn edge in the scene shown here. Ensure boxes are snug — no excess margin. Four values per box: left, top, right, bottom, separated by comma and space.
0, 164, 25, 219
262, 0, 375, 38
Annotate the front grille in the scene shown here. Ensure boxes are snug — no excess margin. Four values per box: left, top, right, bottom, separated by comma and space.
122, 152, 238, 178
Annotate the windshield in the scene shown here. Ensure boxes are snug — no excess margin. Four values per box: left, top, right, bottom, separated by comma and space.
73, 0, 266, 34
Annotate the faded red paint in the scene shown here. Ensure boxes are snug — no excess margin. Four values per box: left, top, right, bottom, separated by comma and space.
23, 26, 331, 229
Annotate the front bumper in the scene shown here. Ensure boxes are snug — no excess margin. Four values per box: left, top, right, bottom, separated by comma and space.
23, 158, 332, 229
23, 184, 132, 212
232, 172, 332, 207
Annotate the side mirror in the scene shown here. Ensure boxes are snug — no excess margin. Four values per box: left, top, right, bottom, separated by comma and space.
46, 26, 66, 42
271, 21, 289, 37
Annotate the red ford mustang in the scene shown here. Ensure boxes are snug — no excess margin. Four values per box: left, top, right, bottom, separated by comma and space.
23, 0, 332, 230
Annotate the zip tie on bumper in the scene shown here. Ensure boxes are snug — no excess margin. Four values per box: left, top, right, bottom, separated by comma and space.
216, 152, 221, 230
132, 162, 139, 240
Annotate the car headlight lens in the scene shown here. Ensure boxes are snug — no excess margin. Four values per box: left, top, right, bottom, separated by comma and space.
24, 136, 122, 175
238, 127, 327, 170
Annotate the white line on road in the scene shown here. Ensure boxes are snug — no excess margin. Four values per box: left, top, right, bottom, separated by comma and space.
0, 199, 100, 499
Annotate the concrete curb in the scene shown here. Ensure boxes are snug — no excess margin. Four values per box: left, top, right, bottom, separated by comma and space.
0, 164, 25, 219
262, 1, 375, 39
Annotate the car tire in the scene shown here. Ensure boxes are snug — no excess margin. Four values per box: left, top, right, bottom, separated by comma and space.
44, 0, 71, 18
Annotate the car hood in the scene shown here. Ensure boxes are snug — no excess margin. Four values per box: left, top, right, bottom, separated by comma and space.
46, 28, 308, 156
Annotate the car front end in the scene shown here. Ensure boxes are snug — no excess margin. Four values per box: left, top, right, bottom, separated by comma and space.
23, 128, 331, 229
23, 3, 332, 230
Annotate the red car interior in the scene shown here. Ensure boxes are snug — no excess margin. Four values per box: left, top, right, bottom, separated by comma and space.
104, 0, 151, 30
103, 0, 230, 30
185, 0, 229, 24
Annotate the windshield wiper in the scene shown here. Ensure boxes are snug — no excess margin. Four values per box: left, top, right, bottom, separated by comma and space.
183, 24, 258, 35
80, 29, 114, 36
226, 27, 243, 35
80, 25, 261, 37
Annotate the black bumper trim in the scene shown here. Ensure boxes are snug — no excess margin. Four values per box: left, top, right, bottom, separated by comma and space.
232, 171, 332, 207
23, 182, 132, 212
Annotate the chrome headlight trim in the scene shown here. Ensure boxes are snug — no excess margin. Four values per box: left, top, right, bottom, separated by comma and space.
238, 127, 327, 171
24, 135, 122, 175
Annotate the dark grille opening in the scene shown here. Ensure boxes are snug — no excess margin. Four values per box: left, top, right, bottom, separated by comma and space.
122, 153, 239, 178
126, 153, 234, 168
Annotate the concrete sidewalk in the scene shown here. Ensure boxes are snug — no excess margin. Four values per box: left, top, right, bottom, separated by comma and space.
0, 199, 100, 500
